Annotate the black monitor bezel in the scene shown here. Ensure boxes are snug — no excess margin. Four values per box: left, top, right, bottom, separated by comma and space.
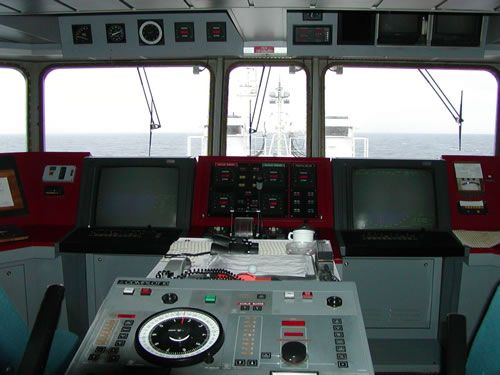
431, 13, 482, 47
77, 157, 195, 235
332, 158, 452, 232
377, 12, 426, 45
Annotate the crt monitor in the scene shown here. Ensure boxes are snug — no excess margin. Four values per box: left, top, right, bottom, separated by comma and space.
377, 12, 425, 45
333, 158, 452, 231
0, 155, 28, 217
431, 13, 482, 46
77, 157, 196, 234
351, 168, 436, 230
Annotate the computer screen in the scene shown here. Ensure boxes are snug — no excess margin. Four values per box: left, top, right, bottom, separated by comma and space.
94, 167, 178, 227
76, 157, 196, 234
378, 12, 424, 45
0, 156, 27, 217
351, 168, 436, 230
432, 14, 482, 46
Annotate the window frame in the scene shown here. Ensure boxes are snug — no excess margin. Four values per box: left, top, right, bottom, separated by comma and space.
321, 62, 500, 157
40, 61, 214, 155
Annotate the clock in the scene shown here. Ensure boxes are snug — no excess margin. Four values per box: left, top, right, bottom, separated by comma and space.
106, 23, 126, 44
138, 20, 164, 45
72, 24, 93, 45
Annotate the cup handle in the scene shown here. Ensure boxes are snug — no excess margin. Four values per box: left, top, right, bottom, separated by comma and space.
288, 232, 293, 240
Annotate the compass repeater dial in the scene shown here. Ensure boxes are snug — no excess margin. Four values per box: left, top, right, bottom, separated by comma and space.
135, 308, 224, 367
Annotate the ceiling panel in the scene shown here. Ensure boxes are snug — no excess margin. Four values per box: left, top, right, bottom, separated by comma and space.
125, 0, 189, 10
252, 0, 310, 7
0, 0, 73, 13
378, 0, 441, 10
440, 0, 500, 11
231, 7, 285, 40
190, 0, 248, 8
315, 0, 377, 9
61, 0, 130, 12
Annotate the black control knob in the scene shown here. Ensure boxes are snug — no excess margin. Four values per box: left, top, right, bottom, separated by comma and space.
161, 293, 178, 304
326, 296, 342, 308
281, 341, 307, 364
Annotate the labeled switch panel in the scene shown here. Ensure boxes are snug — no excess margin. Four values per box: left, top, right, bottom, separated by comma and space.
42, 165, 76, 182
208, 162, 318, 218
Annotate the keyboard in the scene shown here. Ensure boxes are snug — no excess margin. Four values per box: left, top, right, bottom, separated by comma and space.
341, 230, 464, 257
0, 225, 29, 243
59, 227, 182, 255
88, 228, 161, 240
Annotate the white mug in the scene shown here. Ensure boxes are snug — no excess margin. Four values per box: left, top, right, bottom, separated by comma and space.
288, 229, 314, 242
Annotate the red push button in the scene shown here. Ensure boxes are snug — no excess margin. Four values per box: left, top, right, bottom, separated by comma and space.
302, 291, 313, 299
140, 288, 152, 296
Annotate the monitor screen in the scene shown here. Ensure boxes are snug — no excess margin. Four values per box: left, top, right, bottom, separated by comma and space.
352, 168, 436, 230
94, 166, 178, 227
378, 13, 424, 45
0, 157, 27, 217
432, 14, 481, 46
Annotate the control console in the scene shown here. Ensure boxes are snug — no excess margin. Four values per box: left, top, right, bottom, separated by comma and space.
66, 278, 373, 374
190, 156, 334, 240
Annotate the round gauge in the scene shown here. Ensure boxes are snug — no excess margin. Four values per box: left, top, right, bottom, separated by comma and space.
138, 20, 163, 45
135, 308, 224, 367
72, 24, 93, 45
106, 23, 126, 44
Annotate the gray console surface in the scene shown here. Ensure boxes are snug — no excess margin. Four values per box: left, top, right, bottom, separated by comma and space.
66, 278, 373, 374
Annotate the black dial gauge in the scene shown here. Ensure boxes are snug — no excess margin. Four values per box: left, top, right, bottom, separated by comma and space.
72, 24, 93, 45
106, 23, 126, 44
135, 308, 224, 367
138, 20, 164, 45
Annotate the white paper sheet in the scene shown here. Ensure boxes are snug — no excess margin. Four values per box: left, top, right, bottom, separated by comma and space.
454, 163, 483, 179
0, 177, 14, 208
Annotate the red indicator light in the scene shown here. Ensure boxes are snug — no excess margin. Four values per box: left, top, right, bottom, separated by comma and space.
284, 332, 304, 337
140, 288, 152, 296
282, 320, 305, 326
117, 313, 136, 319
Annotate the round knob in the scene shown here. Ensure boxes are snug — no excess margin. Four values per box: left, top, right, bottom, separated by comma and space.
281, 341, 307, 364
326, 296, 342, 308
161, 293, 178, 304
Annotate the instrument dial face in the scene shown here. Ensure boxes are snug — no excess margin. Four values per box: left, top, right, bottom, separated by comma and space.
138, 20, 164, 45
72, 24, 93, 44
136, 308, 224, 367
106, 23, 126, 43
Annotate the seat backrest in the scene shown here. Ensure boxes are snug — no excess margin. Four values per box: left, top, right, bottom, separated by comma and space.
466, 283, 500, 375
0, 288, 29, 373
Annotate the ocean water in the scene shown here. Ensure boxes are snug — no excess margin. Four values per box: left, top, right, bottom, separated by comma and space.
1, 132, 495, 159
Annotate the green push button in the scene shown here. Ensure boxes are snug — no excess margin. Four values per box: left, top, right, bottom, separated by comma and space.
205, 295, 216, 304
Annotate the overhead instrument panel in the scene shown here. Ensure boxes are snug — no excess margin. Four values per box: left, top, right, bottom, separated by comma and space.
59, 12, 243, 59
191, 157, 334, 239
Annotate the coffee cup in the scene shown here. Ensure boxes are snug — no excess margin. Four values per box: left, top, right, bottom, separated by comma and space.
288, 228, 314, 242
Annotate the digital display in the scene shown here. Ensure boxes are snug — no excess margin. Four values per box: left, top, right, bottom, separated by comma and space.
293, 25, 332, 45
352, 168, 436, 230
208, 162, 318, 218
95, 167, 178, 227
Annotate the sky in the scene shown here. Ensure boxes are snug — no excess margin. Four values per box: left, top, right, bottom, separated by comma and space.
0, 65, 497, 137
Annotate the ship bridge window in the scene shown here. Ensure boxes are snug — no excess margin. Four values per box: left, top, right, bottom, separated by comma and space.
43, 66, 211, 157
0, 67, 27, 152
324, 67, 497, 159
227, 65, 307, 157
